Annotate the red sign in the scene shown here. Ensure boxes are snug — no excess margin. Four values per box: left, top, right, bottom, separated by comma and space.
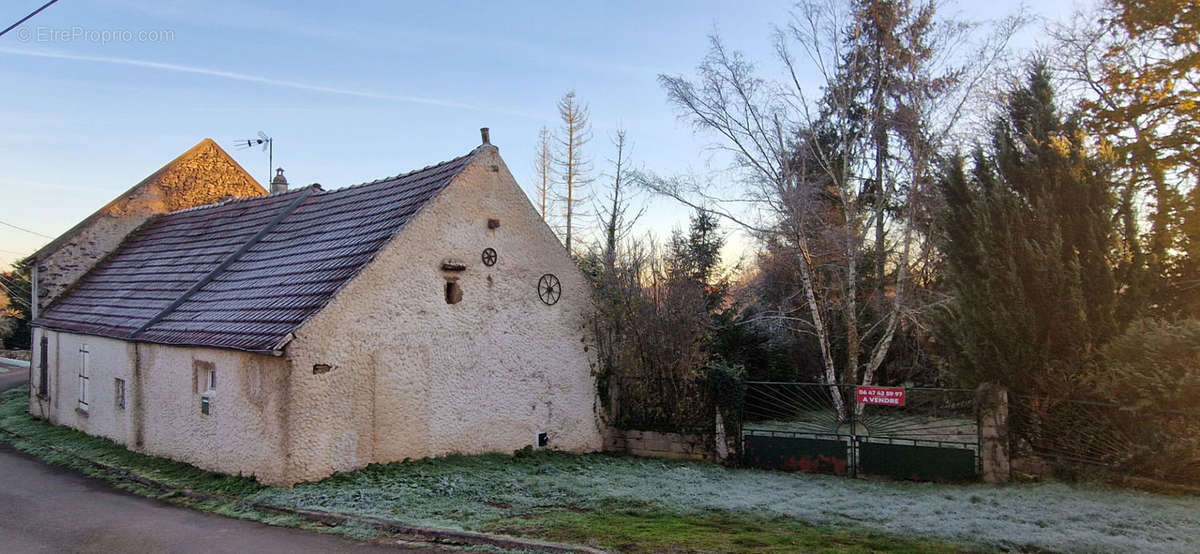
856, 386, 906, 406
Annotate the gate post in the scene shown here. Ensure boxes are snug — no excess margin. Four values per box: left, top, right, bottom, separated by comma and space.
976, 383, 1010, 484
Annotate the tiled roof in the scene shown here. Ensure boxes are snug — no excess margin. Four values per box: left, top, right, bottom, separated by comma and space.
35, 148, 479, 352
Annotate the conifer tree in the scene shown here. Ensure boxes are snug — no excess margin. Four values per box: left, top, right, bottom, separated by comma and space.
937, 63, 1117, 392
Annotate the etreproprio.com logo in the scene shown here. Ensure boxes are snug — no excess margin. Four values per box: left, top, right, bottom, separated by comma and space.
16, 26, 174, 44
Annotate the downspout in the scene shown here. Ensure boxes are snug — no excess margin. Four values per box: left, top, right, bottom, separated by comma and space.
27, 263, 37, 393
28, 330, 37, 417
133, 343, 144, 448
27, 266, 38, 403
30, 264, 38, 321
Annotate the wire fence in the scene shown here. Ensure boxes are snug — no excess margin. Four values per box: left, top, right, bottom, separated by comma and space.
1010, 395, 1200, 484
743, 382, 977, 446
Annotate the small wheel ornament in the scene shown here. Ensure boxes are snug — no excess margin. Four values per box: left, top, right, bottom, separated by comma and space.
481, 247, 498, 267
537, 273, 561, 305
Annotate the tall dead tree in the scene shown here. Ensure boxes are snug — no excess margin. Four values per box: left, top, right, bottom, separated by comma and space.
555, 90, 592, 253
597, 129, 641, 270
533, 126, 553, 221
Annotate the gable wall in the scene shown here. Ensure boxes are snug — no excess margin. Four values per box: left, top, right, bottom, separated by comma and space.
281, 146, 603, 483
36, 212, 156, 310
34, 141, 264, 310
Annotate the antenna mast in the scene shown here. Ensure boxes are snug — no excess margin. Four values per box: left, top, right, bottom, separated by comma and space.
233, 131, 274, 185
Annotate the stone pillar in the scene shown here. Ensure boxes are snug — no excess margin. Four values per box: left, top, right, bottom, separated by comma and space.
714, 411, 729, 462
976, 383, 1010, 484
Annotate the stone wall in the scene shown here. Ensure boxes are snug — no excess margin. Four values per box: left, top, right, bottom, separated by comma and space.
0, 349, 30, 361
605, 428, 715, 461
36, 214, 158, 310
33, 138, 264, 310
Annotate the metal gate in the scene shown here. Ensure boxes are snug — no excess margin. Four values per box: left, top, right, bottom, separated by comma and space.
741, 382, 979, 481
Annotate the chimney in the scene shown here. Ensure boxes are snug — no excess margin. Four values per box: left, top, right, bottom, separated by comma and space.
480, 127, 490, 145
270, 167, 288, 194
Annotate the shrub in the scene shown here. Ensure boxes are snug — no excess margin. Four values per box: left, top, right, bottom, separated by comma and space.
1095, 318, 1200, 413
1088, 318, 1200, 483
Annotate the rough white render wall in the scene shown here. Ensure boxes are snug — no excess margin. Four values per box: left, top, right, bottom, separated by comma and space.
283, 146, 604, 483
134, 339, 291, 484
28, 330, 135, 443
27, 329, 291, 484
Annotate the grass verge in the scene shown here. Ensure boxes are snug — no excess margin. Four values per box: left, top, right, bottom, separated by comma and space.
488, 503, 964, 553
3, 387, 265, 497
1, 386, 978, 552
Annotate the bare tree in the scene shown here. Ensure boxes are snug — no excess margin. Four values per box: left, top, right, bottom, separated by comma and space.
596, 129, 643, 270
650, 0, 1024, 419
533, 126, 554, 221
555, 90, 592, 254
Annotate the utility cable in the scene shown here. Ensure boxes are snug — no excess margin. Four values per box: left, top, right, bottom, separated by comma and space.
0, 0, 60, 39
0, 219, 52, 238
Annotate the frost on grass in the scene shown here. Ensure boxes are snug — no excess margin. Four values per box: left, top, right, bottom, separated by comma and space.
245, 451, 1200, 553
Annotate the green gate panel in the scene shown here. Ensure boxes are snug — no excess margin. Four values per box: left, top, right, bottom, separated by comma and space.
859, 442, 976, 482
743, 435, 849, 475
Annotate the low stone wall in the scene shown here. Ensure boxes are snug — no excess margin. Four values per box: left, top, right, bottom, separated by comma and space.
604, 428, 715, 461
0, 350, 30, 361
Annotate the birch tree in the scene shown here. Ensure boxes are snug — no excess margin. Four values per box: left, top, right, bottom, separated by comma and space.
650, 0, 1022, 419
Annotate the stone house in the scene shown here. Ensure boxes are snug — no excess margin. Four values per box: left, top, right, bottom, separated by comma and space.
29, 131, 603, 485
23, 138, 265, 317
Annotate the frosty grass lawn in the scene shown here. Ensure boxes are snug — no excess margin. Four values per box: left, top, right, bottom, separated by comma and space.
3, 386, 1198, 553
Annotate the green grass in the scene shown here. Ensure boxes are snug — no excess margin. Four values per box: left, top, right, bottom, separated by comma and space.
1, 386, 264, 497
0, 385, 981, 552
488, 502, 965, 553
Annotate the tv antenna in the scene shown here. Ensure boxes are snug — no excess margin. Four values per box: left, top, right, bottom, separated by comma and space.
234, 131, 273, 185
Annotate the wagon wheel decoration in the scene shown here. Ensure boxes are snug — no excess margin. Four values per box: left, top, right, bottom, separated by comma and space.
537, 273, 561, 305
481, 247, 498, 267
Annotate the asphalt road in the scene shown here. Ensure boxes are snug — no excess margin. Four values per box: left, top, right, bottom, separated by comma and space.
0, 372, 438, 553
0, 357, 28, 374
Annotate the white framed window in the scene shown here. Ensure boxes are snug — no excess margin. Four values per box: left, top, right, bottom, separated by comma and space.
193, 362, 217, 415
77, 345, 89, 411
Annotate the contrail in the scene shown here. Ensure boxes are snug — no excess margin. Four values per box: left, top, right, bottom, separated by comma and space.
0, 47, 478, 109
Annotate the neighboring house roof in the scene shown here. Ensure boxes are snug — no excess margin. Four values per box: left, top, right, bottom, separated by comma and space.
23, 138, 266, 265
34, 147, 480, 353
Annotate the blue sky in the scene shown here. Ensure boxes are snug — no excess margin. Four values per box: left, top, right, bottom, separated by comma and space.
0, 0, 1082, 268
